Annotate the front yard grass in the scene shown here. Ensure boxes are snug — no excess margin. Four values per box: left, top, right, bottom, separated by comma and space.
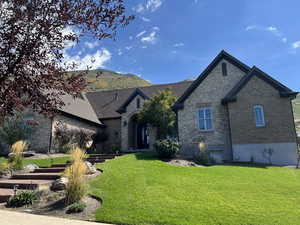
89, 153, 300, 225
0, 156, 70, 167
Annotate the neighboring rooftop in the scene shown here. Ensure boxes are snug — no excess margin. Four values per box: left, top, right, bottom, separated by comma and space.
86, 81, 193, 119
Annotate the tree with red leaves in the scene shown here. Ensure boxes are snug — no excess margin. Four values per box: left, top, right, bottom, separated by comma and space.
0, 0, 134, 118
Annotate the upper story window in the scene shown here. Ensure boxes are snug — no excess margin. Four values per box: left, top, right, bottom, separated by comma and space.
137, 98, 140, 109
198, 107, 213, 131
222, 62, 228, 76
254, 105, 265, 127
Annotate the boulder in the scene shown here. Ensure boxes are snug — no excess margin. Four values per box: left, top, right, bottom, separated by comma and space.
51, 177, 68, 191
85, 161, 97, 174
24, 164, 39, 173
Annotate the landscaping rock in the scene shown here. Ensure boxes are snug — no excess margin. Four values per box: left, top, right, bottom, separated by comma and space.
51, 177, 68, 191
24, 164, 39, 173
85, 161, 97, 174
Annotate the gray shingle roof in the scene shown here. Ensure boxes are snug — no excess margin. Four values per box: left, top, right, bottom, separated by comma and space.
86, 81, 193, 119
58, 93, 102, 125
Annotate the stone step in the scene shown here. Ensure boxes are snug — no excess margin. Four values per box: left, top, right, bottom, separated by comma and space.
0, 179, 53, 190
33, 167, 65, 173
12, 173, 61, 180
51, 163, 69, 168
88, 154, 119, 159
86, 158, 106, 164
0, 188, 15, 203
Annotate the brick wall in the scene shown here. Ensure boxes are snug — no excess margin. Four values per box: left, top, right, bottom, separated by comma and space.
228, 75, 297, 144
177, 59, 247, 160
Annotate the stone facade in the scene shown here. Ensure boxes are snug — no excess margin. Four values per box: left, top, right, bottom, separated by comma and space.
30, 113, 52, 153
177, 59, 247, 161
96, 118, 121, 153
30, 112, 100, 153
228, 75, 298, 165
51, 114, 100, 152
120, 95, 156, 151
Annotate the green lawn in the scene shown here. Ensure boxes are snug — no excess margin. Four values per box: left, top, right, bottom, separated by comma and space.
89, 153, 300, 225
0, 156, 70, 167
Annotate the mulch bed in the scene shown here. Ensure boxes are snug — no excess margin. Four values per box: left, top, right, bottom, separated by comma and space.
1, 191, 101, 222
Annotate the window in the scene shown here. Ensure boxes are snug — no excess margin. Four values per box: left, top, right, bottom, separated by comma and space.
222, 62, 227, 76
254, 105, 265, 127
137, 98, 140, 108
198, 107, 213, 131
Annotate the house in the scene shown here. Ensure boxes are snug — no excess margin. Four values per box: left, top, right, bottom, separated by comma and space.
26, 50, 298, 165
173, 51, 298, 165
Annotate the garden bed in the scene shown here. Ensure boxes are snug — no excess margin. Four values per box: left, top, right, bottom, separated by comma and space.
1, 191, 101, 222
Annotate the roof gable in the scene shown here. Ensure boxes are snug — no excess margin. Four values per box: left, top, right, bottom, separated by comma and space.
58, 93, 103, 126
116, 88, 149, 114
173, 50, 251, 110
86, 81, 192, 119
222, 66, 298, 104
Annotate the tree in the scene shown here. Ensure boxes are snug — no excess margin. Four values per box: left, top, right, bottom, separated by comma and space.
138, 89, 177, 139
0, 0, 134, 118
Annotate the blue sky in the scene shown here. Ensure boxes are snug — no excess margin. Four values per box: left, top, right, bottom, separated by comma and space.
65, 0, 300, 91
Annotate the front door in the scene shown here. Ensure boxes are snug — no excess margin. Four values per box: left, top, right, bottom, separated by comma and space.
137, 123, 149, 149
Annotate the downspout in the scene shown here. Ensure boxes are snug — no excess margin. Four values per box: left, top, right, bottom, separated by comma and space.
225, 104, 233, 161
48, 117, 54, 154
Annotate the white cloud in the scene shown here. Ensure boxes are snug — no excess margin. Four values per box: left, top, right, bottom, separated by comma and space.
125, 46, 133, 50
64, 48, 111, 70
134, 3, 145, 13
136, 30, 147, 38
245, 25, 257, 31
141, 31, 158, 44
174, 43, 184, 47
129, 36, 133, 40
141, 17, 151, 22
117, 49, 123, 56
292, 41, 300, 49
133, 0, 162, 13
146, 0, 162, 12
153, 26, 160, 31
84, 41, 99, 49
246, 25, 287, 43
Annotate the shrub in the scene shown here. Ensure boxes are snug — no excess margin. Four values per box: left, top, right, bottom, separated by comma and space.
54, 124, 93, 152
194, 141, 214, 165
8, 141, 28, 170
154, 138, 180, 159
54, 124, 74, 153
64, 147, 87, 205
7, 191, 39, 207
0, 113, 37, 147
73, 129, 93, 150
66, 201, 86, 214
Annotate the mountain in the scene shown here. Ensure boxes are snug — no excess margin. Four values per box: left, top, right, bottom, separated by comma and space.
293, 95, 300, 135
72, 69, 151, 92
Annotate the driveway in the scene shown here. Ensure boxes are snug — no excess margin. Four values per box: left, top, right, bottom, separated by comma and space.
0, 210, 112, 225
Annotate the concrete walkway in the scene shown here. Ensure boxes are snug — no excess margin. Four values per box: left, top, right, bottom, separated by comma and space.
0, 210, 112, 225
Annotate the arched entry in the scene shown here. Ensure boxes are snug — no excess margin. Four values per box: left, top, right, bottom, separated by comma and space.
128, 114, 149, 150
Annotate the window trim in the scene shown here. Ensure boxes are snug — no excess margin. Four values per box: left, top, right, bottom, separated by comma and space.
198, 107, 214, 131
254, 105, 265, 127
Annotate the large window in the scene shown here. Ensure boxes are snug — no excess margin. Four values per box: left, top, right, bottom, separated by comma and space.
198, 107, 213, 131
254, 105, 265, 127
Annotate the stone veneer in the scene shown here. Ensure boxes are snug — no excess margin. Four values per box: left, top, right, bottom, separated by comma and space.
96, 118, 121, 152
121, 95, 156, 151
30, 112, 100, 153
177, 59, 247, 161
